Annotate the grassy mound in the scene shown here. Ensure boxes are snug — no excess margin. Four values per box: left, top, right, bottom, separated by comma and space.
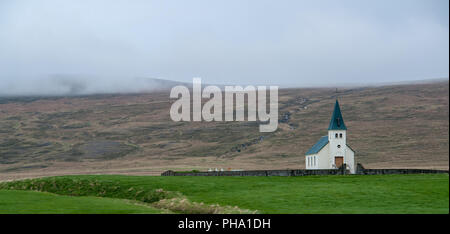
1, 177, 179, 203
0, 176, 255, 214
0, 190, 165, 214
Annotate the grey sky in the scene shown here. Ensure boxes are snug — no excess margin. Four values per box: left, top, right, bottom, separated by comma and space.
0, 0, 448, 95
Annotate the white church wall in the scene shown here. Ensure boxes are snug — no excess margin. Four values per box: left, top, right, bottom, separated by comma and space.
305, 143, 330, 170
306, 143, 355, 173
305, 155, 317, 169
345, 147, 355, 174
317, 143, 330, 169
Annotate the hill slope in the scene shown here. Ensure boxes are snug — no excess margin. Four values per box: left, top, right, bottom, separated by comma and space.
0, 81, 448, 180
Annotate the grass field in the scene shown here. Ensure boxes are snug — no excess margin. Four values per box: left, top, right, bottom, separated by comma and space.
0, 190, 165, 214
0, 174, 448, 214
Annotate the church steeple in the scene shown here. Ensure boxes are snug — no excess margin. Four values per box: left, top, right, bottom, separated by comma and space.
328, 100, 347, 130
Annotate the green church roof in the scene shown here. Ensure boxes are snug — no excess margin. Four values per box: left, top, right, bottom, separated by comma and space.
305, 136, 329, 155
328, 100, 347, 130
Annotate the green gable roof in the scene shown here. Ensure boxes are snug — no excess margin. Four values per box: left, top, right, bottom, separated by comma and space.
305, 136, 329, 155
328, 100, 347, 130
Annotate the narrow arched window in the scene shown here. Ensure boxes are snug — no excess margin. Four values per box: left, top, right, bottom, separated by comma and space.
335, 133, 338, 138
339, 133, 343, 138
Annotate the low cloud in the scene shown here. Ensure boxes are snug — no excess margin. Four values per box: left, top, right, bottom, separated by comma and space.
0, 74, 182, 96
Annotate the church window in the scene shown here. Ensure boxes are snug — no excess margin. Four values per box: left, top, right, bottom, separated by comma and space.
337, 145, 341, 148
339, 133, 343, 138
335, 133, 338, 138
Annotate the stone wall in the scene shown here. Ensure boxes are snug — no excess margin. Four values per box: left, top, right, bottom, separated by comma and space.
355, 163, 449, 175
161, 163, 449, 176
161, 165, 349, 176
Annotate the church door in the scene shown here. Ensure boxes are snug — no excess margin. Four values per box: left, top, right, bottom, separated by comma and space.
335, 157, 344, 168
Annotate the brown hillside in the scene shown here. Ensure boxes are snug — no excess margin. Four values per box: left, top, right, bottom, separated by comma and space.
0, 81, 448, 180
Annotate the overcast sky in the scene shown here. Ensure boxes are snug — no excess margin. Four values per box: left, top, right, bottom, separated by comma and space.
0, 0, 448, 95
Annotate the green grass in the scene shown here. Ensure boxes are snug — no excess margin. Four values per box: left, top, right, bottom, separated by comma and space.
0, 174, 448, 214
0, 190, 164, 214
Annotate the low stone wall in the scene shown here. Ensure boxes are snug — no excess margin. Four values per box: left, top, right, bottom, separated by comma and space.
358, 169, 449, 175
161, 164, 449, 177
161, 167, 349, 176
355, 163, 449, 175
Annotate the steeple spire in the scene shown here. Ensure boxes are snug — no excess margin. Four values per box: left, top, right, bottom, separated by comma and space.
328, 100, 347, 130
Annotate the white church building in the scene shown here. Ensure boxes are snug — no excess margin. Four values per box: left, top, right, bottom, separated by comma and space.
305, 100, 356, 174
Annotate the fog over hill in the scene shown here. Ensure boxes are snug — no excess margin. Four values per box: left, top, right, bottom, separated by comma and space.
0, 75, 191, 97
1, 74, 448, 97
